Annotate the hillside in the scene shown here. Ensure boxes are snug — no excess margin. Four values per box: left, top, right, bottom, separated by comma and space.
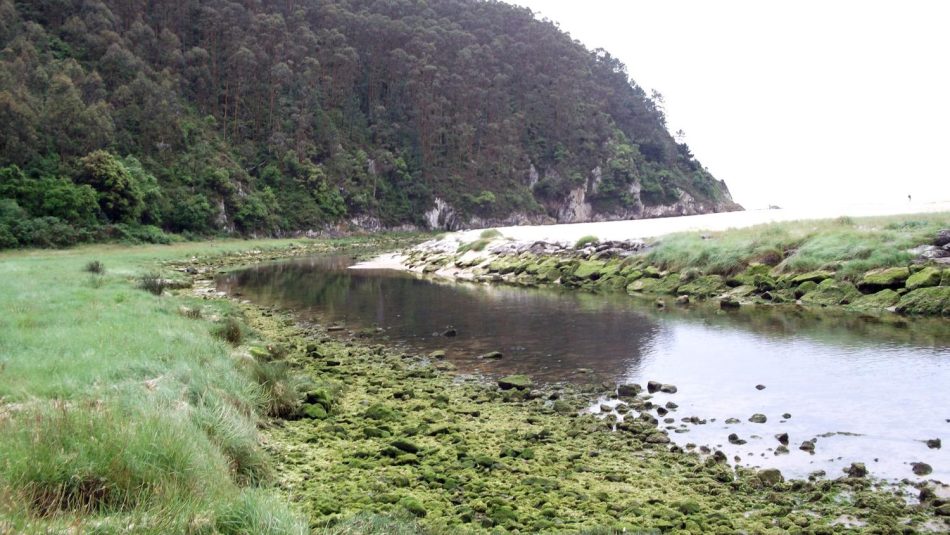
0, 0, 740, 247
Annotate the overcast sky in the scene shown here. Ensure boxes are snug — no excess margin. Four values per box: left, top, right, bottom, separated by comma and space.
507, 0, 950, 210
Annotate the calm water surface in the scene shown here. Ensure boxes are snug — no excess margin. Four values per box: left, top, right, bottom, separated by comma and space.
221, 256, 950, 483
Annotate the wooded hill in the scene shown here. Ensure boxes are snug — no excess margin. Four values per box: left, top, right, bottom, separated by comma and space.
0, 0, 738, 247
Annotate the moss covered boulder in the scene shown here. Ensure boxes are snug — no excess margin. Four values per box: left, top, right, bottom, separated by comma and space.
626, 277, 661, 294
800, 279, 861, 306
678, 275, 726, 298
497, 375, 533, 390
792, 270, 835, 285
906, 266, 942, 290
850, 289, 901, 311
858, 267, 910, 292
896, 286, 950, 316
572, 260, 608, 280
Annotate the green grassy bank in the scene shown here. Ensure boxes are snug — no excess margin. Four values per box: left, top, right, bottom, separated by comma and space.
412, 212, 950, 316
0, 236, 415, 533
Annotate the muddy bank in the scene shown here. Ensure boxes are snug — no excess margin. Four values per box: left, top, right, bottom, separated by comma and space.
174, 247, 948, 532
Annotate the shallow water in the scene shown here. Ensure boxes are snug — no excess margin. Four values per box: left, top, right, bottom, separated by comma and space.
220, 256, 950, 483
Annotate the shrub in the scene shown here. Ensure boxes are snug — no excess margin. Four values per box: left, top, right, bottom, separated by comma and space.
84, 260, 105, 274
480, 228, 502, 239
214, 318, 244, 346
138, 272, 166, 295
575, 235, 600, 248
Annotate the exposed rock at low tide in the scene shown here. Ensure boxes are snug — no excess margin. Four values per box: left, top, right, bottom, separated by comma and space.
749, 413, 767, 424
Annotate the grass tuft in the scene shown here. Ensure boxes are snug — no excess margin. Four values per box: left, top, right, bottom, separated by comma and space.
479, 228, 502, 239
214, 317, 244, 346
248, 360, 303, 417
457, 238, 490, 253
84, 260, 105, 274
575, 235, 600, 248
138, 272, 166, 295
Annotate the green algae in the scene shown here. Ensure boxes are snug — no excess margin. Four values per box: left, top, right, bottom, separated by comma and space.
226, 301, 943, 533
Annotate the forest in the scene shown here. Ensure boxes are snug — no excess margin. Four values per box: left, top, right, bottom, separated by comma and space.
0, 0, 736, 248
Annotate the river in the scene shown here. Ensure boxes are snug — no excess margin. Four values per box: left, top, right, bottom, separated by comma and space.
220, 255, 950, 484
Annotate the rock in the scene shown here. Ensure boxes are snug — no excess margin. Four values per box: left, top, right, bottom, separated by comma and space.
749, 413, 767, 424
665, 401, 678, 409
775, 433, 789, 445
911, 245, 950, 259
896, 286, 950, 315
906, 266, 942, 290
719, 297, 741, 310
850, 289, 901, 310
774, 445, 789, 455
398, 497, 427, 518
799, 440, 816, 452
757, 468, 784, 486
477, 351, 503, 359
937, 504, 950, 516
428, 349, 447, 359
678, 275, 727, 298
656, 406, 668, 416
675, 295, 690, 305
792, 270, 835, 284
728, 433, 747, 445
442, 328, 458, 337
299, 403, 328, 419
782, 413, 792, 419
755, 384, 766, 390
391, 439, 420, 454
846, 462, 868, 478
617, 384, 642, 397
497, 374, 532, 390
926, 438, 942, 449
654, 298, 666, 308
936, 229, 950, 247
647, 380, 662, 393
725, 418, 741, 424
327, 324, 346, 332
801, 279, 862, 306
912, 462, 933, 476
858, 267, 910, 292
659, 384, 678, 394
794, 280, 819, 298
599, 404, 612, 413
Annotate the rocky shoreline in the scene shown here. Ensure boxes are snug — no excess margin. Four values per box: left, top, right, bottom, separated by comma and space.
384, 229, 950, 317
167, 242, 948, 533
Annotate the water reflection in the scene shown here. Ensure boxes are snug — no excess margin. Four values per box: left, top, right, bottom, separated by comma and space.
220, 256, 950, 482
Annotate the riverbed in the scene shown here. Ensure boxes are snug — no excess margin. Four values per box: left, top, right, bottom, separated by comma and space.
220, 255, 950, 484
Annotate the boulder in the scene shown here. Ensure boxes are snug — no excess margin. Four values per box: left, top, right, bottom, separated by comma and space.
775, 433, 789, 445
792, 270, 835, 284
626, 277, 661, 294
896, 286, 950, 315
647, 380, 662, 393
755, 384, 766, 390
858, 267, 910, 292
749, 413, 767, 424
617, 383, 642, 397
659, 384, 678, 394
497, 374, 532, 390
906, 266, 942, 290
926, 438, 942, 449
850, 289, 901, 310
719, 297, 741, 310
572, 260, 608, 280
391, 439, 420, 454
728, 433, 747, 445
678, 275, 727, 298
801, 279, 861, 306
799, 440, 816, 452
936, 229, 950, 247
757, 468, 784, 486
912, 462, 933, 476
846, 462, 868, 478
477, 351, 503, 359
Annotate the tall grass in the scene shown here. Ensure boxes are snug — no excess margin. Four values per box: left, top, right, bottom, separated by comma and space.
644, 213, 948, 279
0, 239, 315, 531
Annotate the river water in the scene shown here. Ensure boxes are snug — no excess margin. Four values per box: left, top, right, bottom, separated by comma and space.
220, 255, 950, 484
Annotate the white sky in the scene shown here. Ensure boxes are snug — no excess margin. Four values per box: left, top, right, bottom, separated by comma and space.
507, 0, 950, 209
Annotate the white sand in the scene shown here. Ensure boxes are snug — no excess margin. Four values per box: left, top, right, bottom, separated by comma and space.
352, 201, 950, 270
451, 201, 950, 245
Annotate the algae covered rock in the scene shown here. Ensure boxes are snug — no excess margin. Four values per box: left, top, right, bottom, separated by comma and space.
792, 270, 834, 284
906, 266, 942, 290
800, 279, 861, 306
498, 374, 533, 390
617, 383, 642, 397
678, 275, 726, 298
850, 289, 901, 311
858, 267, 910, 292
896, 286, 950, 316
626, 277, 661, 294
757, 468, 784, 486
572, 260, 608, 280
299, 403, 328, 419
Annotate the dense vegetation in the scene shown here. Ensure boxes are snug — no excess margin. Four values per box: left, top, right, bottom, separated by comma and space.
0, 0, 735, 248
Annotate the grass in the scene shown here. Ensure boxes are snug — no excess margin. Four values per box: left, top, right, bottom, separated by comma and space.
479, 229, 502, 239
0, 238, 339, 532
644, 212, 949, 279
457, 238, 490, 253
137, 271, 166, 295
575, 234, 600, 248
